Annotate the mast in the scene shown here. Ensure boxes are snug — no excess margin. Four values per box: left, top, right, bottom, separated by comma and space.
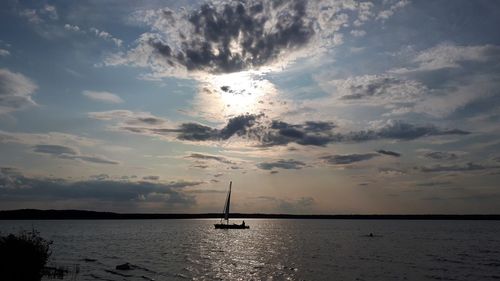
220, 181, 232, 223
224, 181, 232, 223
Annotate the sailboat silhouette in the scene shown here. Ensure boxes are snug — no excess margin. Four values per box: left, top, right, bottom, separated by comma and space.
214, 181, 249, 229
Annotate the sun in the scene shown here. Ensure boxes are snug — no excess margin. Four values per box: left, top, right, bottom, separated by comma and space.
206, 71, 275, 117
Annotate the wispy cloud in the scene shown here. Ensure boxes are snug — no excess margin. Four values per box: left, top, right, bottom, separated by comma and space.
418, 162, 500, 173
0, 49, 10, 57
376, 149, 401, 157
0, 68, 37, 114
83, 90, 123, 104
320, 153, 378, 165
257, 159, 306, 170
32, 144, 119, 165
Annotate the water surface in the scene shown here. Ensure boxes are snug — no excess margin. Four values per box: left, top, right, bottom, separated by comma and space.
1, 219, 499, 280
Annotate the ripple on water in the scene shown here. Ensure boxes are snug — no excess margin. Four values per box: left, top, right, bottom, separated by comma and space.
3, 219, 498, 281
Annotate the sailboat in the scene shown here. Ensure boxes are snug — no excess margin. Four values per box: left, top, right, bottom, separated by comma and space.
214, 181, 249, 229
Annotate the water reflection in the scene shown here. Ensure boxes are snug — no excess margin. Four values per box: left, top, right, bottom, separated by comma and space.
186, 220, 298, 280
1, 219, 500, 281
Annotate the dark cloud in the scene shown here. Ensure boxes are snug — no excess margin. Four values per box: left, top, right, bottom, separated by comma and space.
33, 144, 77, 155
143, 175, 160, 181
423, 151, 458, 161
98, 111, 470, 147
89, 174, 110, 181
376, 149, 401, 157
258, 120, 336, 147
186, 153, 235, 165
0, 171, 201, 206
348, 121, 470, 142
258, 119, 468, 147
150, 0, 314, 73
32, 144, 119, 165
339, 76, 408, 100
418, 162, 500, 173
134, 117, 166, 125
172, 114, 259, 141
320, 153, 379, 165
257, 159, 305, 170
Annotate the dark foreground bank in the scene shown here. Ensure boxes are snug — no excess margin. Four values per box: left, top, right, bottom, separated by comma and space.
1, 209, 499, 220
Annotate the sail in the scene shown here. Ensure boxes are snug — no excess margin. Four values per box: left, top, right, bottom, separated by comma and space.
224, 181, 232, 221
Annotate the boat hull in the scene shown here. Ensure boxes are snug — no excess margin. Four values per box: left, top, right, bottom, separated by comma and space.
214, 223, 249, 229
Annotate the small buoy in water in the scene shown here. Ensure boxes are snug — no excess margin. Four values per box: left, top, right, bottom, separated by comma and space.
369, 233, 374, 237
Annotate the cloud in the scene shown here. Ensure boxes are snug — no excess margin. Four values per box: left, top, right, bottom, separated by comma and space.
422, 151, 458, 161
354, 120, 470, 141
257, 159, 306, 170
410, 44, 500, 72
89, 27, 123, 47
320, 153, 378, 165
185, 189, 226, 194
116, 0, 316, 75
321, 74, 426, 106
100, 113, 260, 142
32, 144, 119, 165
0, 130, 100, 147
107, 0, 409, 78
179, 113, 261, 141
416, 181, 452, 187
88, 110, 172, 135
91, 111, 470, 147
254, 196, 315, 213
350, 29, 366, 37
0, 68, 37, 114
33, 144, 77, 155
376, 149, 401, 157
89, 174, 110, 181
378, 167, 406, 176
279, 196, 315, 213
19, 9, 43, 23
418, 162, 500, 173
65, 155, 119, 165
376, 0, 409, 20
0, 49, 10, 57
19, 5, 58, 23
64, 24, 81, 32
42, 4, 58, 20
0, 171, 201, 207
185, 153, 235, 164
83, 90, 124, 104
143, 175, 160, 181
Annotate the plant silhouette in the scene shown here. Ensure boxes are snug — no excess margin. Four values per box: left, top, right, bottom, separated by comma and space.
0, 229, 52, 281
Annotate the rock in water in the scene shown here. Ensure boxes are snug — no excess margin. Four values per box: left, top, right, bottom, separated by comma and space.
116, 263, 132, 270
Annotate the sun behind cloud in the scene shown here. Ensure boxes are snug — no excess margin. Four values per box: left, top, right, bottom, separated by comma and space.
194, 70, 284, 121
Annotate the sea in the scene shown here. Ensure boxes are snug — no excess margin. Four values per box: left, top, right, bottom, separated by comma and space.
1, 219, 499, 281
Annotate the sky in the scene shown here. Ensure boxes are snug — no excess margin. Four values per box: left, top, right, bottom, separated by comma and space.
1, 0, 500, 214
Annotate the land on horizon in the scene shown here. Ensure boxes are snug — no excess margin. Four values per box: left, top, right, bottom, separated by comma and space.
1, 209, 499, 220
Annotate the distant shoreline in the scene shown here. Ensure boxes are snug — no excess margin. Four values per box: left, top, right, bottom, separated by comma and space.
1, 209, 500, 220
